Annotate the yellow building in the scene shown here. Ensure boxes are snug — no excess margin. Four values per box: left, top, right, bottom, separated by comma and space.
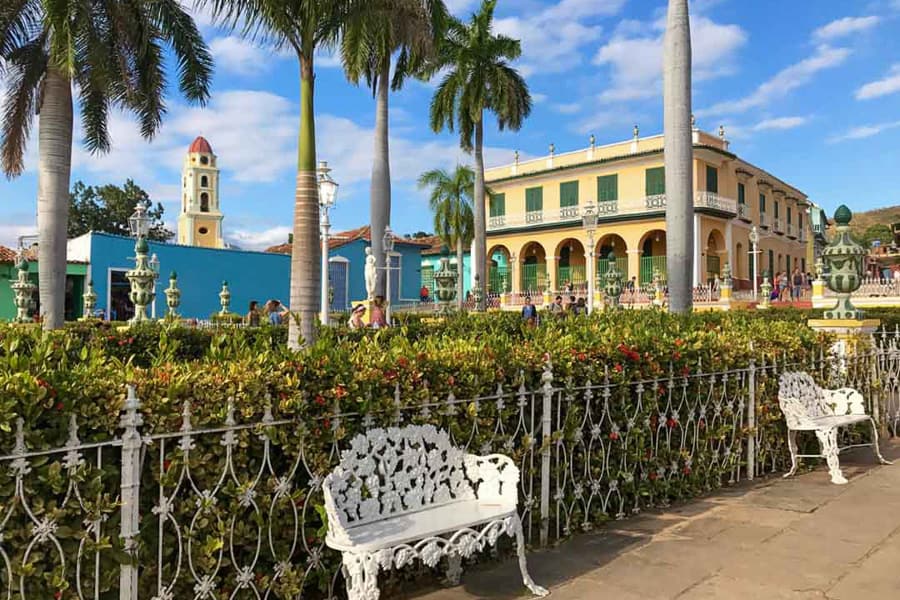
483, 127, 817, 295
177, 136, 226, 248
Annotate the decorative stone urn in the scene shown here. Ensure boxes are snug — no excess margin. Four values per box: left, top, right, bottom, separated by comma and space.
126, 237, 156, 325
822, 205, 865, 320
219, 281, 232, 315
603, 255, 623, 308
433, 246, 458, 314
471, 274, 483, 308
165, 272, 181, 318
720, 262, 733, 306
10, 255, 36, 323
81, 280, 98, 320
652, 268, 665, 306
759, 272, 772, 309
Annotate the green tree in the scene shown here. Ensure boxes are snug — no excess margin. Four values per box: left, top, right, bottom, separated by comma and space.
1, 0, 212, 329
860, 224, 893, 249
419, 165, 474, 308
205, 0, 359, 349
429, 0, 531, 310
68, 180, 173, 241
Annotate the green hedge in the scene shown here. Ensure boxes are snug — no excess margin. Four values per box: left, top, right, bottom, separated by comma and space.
0, 310, 831, 598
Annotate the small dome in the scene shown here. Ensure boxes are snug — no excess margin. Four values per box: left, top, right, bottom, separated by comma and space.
188, 136, 213, 154
834, 205, 852, 226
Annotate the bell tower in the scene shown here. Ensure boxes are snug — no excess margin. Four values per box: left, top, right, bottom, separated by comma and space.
177, 136, 225, 248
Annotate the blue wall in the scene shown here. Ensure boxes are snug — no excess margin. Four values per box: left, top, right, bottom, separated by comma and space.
84, 232, 425, 318
88, 233, 291, 319
421, 252, 472, 296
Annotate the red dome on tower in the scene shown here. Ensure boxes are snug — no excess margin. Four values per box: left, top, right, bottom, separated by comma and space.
188, 136, 213, 154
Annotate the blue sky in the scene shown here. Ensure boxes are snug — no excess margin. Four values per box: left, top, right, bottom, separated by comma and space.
2, 0, 900, 250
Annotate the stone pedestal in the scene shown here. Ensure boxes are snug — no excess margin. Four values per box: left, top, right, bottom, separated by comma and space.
542, 290, 553, 306
807, 318, 881, 360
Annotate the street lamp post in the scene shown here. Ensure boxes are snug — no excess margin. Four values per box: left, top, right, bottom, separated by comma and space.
383, 225, 396, 325
317, 161, 339, 325
749, 226, 760, 300
582, 203, 599, 314
149, 253, 160, 318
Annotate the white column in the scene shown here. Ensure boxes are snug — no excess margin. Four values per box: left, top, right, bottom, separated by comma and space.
693, 214, 701, 288
725, 220, 733, 271
587, 231, 596, 313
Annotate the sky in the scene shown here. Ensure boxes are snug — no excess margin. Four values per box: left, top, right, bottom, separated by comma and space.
2, 0, 900, 250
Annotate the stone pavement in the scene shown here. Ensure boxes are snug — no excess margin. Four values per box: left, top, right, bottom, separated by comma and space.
408, 440, 900, 600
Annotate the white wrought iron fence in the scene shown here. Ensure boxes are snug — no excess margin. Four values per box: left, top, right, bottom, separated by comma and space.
4, 343, 900, 599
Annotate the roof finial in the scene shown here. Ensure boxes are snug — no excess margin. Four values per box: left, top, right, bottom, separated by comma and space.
719, 124, 726, 139
633, 124, 639, 139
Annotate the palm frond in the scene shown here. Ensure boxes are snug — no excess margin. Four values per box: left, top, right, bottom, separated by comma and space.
1, 32, 45, 177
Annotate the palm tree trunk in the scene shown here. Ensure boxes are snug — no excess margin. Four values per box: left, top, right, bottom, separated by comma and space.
664, 0, 694, 314
456, 237, 464, 309
288, 54, 321, 349
37, 67, 73, 330
370, 61, 392, 299
473, 115, 486, 311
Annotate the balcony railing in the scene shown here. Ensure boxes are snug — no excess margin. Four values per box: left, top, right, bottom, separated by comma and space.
487, 192, 737, 232
773, 218, 784, 234
737, 203, 751, 221
786, 223, 796, 238
760, 212, 769, 228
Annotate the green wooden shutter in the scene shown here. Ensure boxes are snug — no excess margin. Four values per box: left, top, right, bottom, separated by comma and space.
787, 207, 792, 225
738, 183, 745, 204
706, 165, 718, 193
774, 201, 780, 218
525, 187, 543, 212
559, 181, 579, 207
759, 193, 766, 212
490, 193, 505, 217
597, 175, 618, 202
645, 167, 665, 195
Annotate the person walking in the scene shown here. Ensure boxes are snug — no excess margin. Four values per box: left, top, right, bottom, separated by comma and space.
521, 296, 538, 327
550, 295, 564, 315
266, 300, 288, 325
791, 267, 805, 302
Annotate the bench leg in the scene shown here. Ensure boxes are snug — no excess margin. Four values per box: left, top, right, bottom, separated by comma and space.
444, 552, 463, 586
342, 553, 381, 600
869, 418, 893, 466
783, 430, 799, 478
814, 428, 848, 485
511, 517, 549, 597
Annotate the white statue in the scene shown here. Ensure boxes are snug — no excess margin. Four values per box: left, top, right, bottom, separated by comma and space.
364, 247, 377, 300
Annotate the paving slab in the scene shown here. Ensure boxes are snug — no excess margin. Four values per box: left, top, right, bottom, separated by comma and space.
410, 439, 900, 600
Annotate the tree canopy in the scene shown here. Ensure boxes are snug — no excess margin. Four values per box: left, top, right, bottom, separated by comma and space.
68, 180, 173, 241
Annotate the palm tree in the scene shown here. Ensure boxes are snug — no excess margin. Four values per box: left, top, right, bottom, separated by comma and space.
341, 0, 447, 297
419, 165, 474, 308
429, 0, 531, 311
663, 0, 694, 313
1, 0, 212, 330
207, 0, 358, 349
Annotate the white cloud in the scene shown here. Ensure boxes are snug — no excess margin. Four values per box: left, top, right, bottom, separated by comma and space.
494, 0, 626, 76
553, 103, 581, 115
812, 16, 881, 41
444, 0, 478, 15
531, 93, 548, 104
697, 45, 851, 117
227, 225, 293, 251
856, 64, 900, 100
593, 16, 747, 103
752, 116, 810, 131
0, 222, 36, 250
828, 120, 900, 142
570, 110, 640, 136
210, 36, 280, 76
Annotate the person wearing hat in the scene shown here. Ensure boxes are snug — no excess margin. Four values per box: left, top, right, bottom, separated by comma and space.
348, 304, 366, 330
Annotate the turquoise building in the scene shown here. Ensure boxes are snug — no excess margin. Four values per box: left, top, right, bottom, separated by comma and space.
65, 228, 426, 321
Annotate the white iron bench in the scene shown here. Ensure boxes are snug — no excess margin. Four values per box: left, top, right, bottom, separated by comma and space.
323, 424, 548, 600
778, 372, 891, 484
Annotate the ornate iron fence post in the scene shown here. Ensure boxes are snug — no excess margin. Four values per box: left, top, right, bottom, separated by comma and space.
119, 385, 143, 600
539, 360, 553, 547
747, 358, 756, 481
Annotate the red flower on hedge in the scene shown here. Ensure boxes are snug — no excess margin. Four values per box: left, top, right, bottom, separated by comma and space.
164, 459, 172, 471
673, 351, 682, 361
666, 418, 678, 429
614, 363, 623, 373
334, 385, 348, 398
447, 375, 455, 386
649, 472, 658, 481
682, 466, 692, 475
384, 369, 397, 380
608, 432, 619, 441
314, 395, 326, 406
682, 366, 690, 376
674, 338, 684, 347
396, 357, 409, 369
698, 419, 706, 430
55, 402, 64, 411
577, 352, 586, 361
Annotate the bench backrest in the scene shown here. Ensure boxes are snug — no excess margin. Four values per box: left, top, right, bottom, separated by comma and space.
777, 372, 829, 429
323, 424, 476, 532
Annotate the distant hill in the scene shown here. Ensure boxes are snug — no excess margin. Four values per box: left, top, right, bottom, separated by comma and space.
847, 206, 900, 239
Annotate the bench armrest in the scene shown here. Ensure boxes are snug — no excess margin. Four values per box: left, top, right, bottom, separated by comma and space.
464, 453, 520, 507
821, 387, 867, 416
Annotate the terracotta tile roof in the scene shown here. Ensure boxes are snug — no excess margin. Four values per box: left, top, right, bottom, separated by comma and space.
0, 245, 17, 263
419, 235, 452, 256
189, 135, 213, 154
265, 225, 432, 255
